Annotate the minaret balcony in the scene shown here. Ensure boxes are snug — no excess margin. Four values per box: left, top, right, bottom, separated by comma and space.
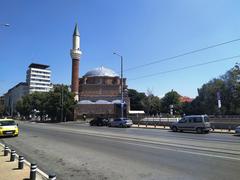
70, 49, 82, 59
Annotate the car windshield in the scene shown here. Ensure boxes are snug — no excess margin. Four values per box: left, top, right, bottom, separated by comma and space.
0, 121, 16, 126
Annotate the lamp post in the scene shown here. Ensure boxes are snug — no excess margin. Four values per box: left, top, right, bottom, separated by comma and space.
61, 84, 64, 122
113, 52, 124, 119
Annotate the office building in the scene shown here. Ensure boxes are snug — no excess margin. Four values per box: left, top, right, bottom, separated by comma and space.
26, 63, 52, 93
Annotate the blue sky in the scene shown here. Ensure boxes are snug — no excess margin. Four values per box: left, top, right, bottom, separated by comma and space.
1, 0, 240, 98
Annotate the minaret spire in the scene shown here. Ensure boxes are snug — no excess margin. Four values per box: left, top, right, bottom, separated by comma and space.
70, 23, 82, 101
73, 24, 80, 36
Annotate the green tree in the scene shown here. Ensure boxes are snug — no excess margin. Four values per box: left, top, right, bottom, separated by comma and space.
16, 95, 32, 119
45, 85, 76, 122
128, 89, 146, 110
190, 63, 240, 115
30, 92, 48, 121
142, 90, 161, 115
16, 85, 76, 121
0, 103, 4, 117
160, 90, 181, 114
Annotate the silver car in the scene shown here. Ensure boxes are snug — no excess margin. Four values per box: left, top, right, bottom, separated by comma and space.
109, 118, 133, 128
235, 126, 240, 136
171, 115, 211, 134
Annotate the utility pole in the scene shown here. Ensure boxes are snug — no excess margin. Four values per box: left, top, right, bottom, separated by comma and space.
121, 55, 123, 119
61, 84, 64, 122
217, 91, 221, 116
113, 52, 124, 119
170, 104, 174, 116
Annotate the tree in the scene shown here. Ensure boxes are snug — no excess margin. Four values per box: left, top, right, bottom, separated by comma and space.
189, 63, 240, 115
128, 89, 146, 110
45, 85, 76, 122
0, 103, 4, 117
16, 85, 76, 121
160, 90, 181, 114
142, 90, 161, 115
16, 95, 32, 119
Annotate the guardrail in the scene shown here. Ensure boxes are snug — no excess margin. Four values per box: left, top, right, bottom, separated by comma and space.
130, 116, 240, 131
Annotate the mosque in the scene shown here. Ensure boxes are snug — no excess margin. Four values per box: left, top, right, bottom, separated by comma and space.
70, 24, 129, 120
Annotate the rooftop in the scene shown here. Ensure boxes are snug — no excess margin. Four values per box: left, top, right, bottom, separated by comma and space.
84, 66, 119, 77
6, 82, 28, 94
29, 63, 49, 69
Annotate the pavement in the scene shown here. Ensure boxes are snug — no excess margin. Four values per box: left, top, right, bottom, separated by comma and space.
1, 121, 239, 180
0, 143, 47, 180
0, 144, 30, 180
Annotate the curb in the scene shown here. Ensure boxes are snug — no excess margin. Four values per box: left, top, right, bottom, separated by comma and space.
0, 142, 49, 180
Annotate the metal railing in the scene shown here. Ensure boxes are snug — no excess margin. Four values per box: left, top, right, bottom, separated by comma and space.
129, 115, 240, 131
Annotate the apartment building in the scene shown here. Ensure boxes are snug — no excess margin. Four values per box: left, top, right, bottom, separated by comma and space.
26, 63, 52, 93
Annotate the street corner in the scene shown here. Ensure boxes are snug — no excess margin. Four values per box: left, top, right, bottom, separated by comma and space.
0, 144, 30, 180
0, 143, 49, 180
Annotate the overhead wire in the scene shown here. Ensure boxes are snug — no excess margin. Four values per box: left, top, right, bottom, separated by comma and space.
129, 55, 240, 81
124, 38, 240, 72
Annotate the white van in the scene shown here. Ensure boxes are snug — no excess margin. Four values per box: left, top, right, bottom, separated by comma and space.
170, 115, 211, 133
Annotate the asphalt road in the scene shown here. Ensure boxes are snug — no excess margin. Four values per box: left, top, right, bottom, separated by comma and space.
1, 121, 240, 180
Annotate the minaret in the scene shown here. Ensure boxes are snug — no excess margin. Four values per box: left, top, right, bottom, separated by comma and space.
70, 24, 82, 101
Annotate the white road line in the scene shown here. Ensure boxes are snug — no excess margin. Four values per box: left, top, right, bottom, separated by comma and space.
117, 140, 240, 161
23, 124, 240, 157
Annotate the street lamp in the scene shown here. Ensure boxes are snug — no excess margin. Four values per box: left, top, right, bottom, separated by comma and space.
113, 52, 124, 119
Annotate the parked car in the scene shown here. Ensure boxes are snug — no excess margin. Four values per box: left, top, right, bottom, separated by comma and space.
170, 115, 211, 134
108, 118, 133, 128
0, 119, 19, 137
235, 126, 240, 136
89, 117, 109, 126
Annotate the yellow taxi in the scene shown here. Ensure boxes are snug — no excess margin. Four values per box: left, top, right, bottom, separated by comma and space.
0, 119, 19, 137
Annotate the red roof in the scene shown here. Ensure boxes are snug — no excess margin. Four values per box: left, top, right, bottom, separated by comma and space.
179, 96, 193, 103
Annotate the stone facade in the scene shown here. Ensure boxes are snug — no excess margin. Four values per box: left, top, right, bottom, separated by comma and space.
79, 76, 126, 99
74, 67, 129, 120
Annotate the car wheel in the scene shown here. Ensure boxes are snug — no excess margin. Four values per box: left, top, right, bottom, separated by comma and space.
196, 128, 203, 134
204, 130, 209, 134
172, 126, 177, 132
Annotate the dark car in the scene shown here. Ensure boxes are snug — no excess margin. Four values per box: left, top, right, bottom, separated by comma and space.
235, 126, 240, 136
89, 117, 109, 126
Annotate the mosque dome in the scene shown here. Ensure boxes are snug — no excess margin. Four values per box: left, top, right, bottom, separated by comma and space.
84, 66, 119, 77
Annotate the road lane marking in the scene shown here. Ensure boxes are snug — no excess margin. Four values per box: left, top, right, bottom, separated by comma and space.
111, 140, 240, 161
19, 121, 239, 144
20, 123, 240, 158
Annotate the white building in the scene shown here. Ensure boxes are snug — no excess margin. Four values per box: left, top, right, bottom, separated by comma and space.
4, 63, 52, 115
26, 63, 52, 93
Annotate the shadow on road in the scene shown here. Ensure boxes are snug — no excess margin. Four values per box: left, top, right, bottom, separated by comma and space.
167, 130, 210, 135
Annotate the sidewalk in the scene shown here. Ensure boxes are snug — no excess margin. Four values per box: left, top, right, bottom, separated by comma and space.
0, 144, 47, 180
0, 145, 30, 180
